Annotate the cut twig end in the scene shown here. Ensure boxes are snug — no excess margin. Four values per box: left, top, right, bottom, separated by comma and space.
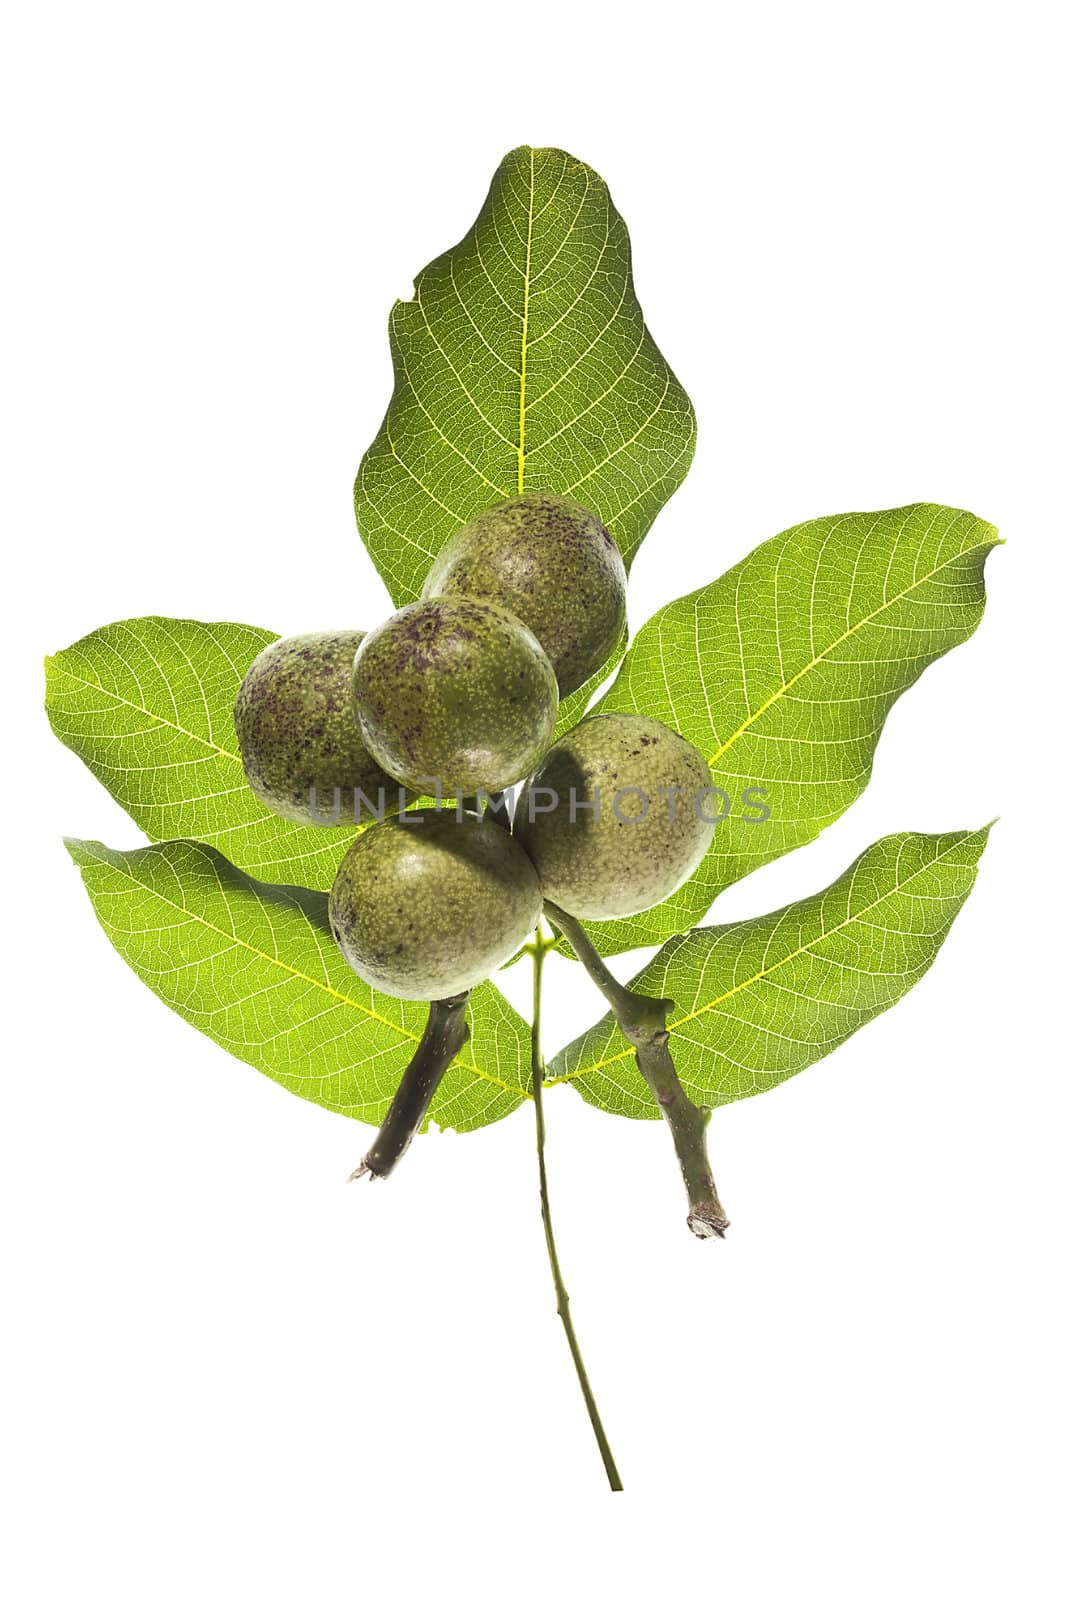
687, 1201, 730, 1240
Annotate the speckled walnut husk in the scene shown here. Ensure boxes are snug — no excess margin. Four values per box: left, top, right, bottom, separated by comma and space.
328, 809, 543, 999
422, 493, 626, 697
516, 713, 713, 920
353, 596, 558, 797
234, 631, 395, 825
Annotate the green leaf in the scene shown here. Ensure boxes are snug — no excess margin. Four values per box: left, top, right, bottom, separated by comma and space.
66, 837, 530, 1132
585, 503, 999, 956
354, 145, 696, 610
46, 618, 356, 891
549, 826, 990, 1118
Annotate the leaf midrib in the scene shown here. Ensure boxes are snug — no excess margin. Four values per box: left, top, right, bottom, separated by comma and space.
553, 830, 983, 1081
47, 661, 243, 765
703, 533, 996, 771
517, 146, 535, 494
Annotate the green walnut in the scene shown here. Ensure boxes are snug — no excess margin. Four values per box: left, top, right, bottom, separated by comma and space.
353, 596, 558, 798
422, 493, 626, 697
515, 713, 713, 920
234, 631, 394, 825
329, 809, 543, 999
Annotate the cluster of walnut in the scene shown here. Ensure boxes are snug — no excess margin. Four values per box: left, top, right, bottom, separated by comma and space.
234, 494, 711, 999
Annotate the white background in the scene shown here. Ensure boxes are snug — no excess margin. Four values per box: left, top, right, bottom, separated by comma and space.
3, 2, 1068, 1595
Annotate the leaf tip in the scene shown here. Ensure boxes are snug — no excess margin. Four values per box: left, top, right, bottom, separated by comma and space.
959, 820, 995, 871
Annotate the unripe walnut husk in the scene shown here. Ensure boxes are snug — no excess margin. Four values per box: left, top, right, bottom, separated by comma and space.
353, 595, 558, 798
515, 713, 713, 920
329, 808, 543, 1000
234, 631, 393, 826
422, 493, 626, 698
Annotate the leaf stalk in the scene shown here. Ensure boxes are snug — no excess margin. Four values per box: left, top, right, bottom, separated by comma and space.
545, 904, 729, 1239
351, 992, 472, 1180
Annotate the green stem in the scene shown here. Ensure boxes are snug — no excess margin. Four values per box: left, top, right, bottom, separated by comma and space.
546, 904, 729, 1240
530, 927, 623, 1492
350, 992, 471, 1180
